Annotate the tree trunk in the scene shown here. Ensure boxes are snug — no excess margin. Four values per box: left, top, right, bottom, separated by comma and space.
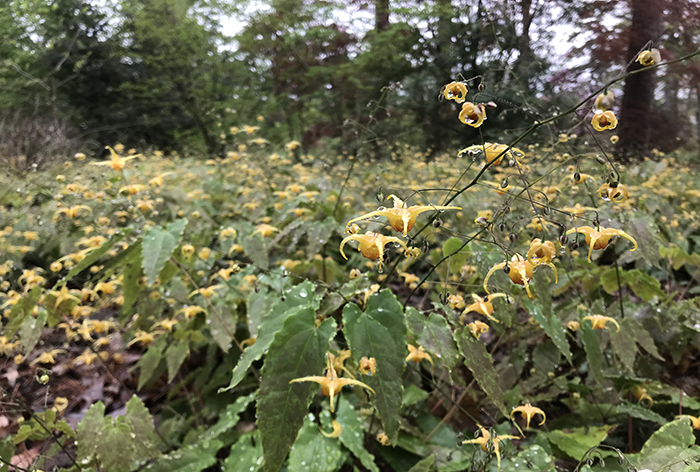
616, 0, 664, 162
375, 0, 390, 32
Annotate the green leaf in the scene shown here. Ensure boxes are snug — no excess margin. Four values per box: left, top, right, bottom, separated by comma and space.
600, 268, 621, 294
637, 418, 698, 471
541, 425, 613, 460
523, 297, 572, 364
287, 415, 343, 472
343, 290, 407, 442
628, 321, 664, 361
142, 219, 187, 286
224, 433, 263, 472
258, 309, 336, 472
336, 395, 379, 472
137, 336, 167, 390
143, 439, 223, 472
442, 237, 467, 275
208, 306, 237, 353
0, 437, 14, 472
403, 384, 430, 407
499, 445, 555, 472
407, 455, 435, 472
417, 313, 459, 369
120, 242, 143, 322
616, 402, 666, 424
202, 393, 256, 441
610, 320, 636, 373
76, 402, 106, 465
581, 324, 604, 386
165, 340, 190, 383
243, 232, 269, 269
222, 281, 318, 393
5, 286, 42, 337
20, 309, 47, 355
627, 269, 664, 301
640, 417, 695, 453
454, 328, 508, 416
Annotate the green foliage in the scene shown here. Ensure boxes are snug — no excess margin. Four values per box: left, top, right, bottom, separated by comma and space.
343, 290, 407, 442
142, 219, 187, 286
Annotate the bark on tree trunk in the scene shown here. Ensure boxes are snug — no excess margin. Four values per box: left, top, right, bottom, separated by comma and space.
375, 0, 390, 32
616, 0, 664, 162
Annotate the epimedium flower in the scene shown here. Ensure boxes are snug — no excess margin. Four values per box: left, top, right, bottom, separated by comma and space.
443, 81, 468, 103
461, 424, 520, 470
458, 142, 525, 166
289, 353, 374, 412
510, 403, 546, 429
91, 146, 139, 171
526, 238, 557, 265
345, 195, 460, 237
459, 102, 487, 128
469, 320, 490, 339
582, 314, 620, 332
406, 344, 433, 366
598, 183, 629, 203
320, 420, 343, 438
594, 91, 615, 111
591, 110, 618, 132
359, 357, 377, 376
565, 226, 638, 262
462, 293, 508, 323
53, 205, 93, 221
636, 48, 661, 66
484, 254, 557, 299
340, 231, 407, 270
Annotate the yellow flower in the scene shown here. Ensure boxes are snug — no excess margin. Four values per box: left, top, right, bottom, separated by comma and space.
631, 385, 653, 407
127, 330, 162, 347
181, 244, 195, 258
594, 91, 615, 111
91, 146, 138, 171
677, 415, 700, 430
320, 419, 343, 438
468, 320, 490, 338
30, 349, 66, 365
220, 227, 237, 240
289, 354, 374, 412
406, 344, 433, 366
345, 195, 460, 237
591, 110, 618, 132
177, 306, 208, 319
458, 143, 525, 165
565, 226, 637, 262
75, 152, 86, 161
462, 293, 508, 323
459, 102, 487, 128
598, 183, 629, 202
253, 224, 279, 238
359, 357, 377, 376
71, 349, 98, 367
510, 403, 546, 429
582, 314, 620, 332
188, 285, 223, 299
462, 425, 519, 470
567, 321, 580, 331
443, 81, 468, 103
376, 433, 390, 445
340, 232, 407, 270
636, 48, 660, 66
48, 285, 80, 309
526, 238, 557, 265
148, 173, 173, 187
53, 205, 92, 221
483, 254, 557, 299
198, 247, 211, 260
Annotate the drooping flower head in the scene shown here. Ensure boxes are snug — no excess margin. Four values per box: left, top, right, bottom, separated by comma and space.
345, 195, 460, 237
591, 111, 618, 132
340, 231, 406, 270
483, 254, 557, 299
443, 81, 468, 103
462, 293, 508, 323
462, 425, 520, 470
459, 102, 487, 128
636, 48, 661, 66
594, 91, 615, 111
565, 226, 637, 262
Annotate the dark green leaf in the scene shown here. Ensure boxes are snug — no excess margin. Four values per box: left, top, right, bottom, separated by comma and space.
343, 290, 406, 442
143, 439, 223, 472
20, 309, 47, 355
287, 416, 342, 472
418, 313, 459, 369
541, 426, 613, 460
336, 395, 379, 472
0, 438, 14, 472
407, 454, 435, 472
258, 310, 336, 472
223, 433, 263, 472
142, 219, 187, 286
137, 336, 167, 390
5, 286, 42, 337
208, 306, 237, 353
202, 393, 256, 441
454, 328, 508, 416
616, 402, 666, 424
523, 297, 572, 364
165, 340, 190, 383
610, 320, 636, 373
581, 324, 604, 386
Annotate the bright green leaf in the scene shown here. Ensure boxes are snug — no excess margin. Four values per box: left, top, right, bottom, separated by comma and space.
287, 415, 343, 472
541, 425, 613, 460
142, 219, 187, 286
